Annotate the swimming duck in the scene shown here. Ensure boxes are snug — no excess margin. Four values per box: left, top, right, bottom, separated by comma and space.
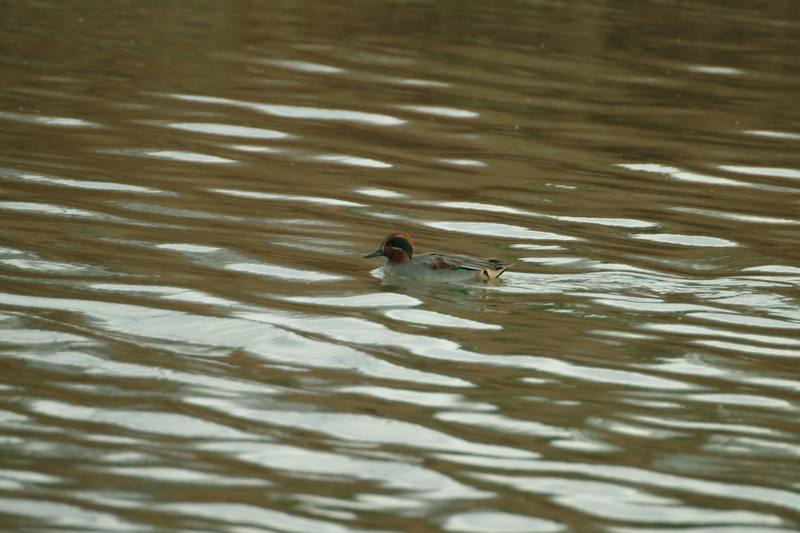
364, 231, 511, 282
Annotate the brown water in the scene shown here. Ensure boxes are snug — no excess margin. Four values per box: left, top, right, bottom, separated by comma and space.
2, 1, 800, 531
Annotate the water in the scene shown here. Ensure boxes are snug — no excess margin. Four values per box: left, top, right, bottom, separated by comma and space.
1, 1, 799, 531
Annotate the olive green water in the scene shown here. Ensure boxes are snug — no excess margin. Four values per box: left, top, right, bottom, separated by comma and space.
1, 1, 799, 531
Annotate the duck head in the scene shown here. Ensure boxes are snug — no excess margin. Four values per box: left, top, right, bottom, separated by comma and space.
364, 231, 414, 264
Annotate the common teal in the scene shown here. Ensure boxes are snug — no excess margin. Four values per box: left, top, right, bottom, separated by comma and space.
364, 231, 511, 282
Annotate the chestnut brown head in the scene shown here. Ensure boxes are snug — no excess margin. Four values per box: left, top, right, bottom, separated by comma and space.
364, 231, 414, 264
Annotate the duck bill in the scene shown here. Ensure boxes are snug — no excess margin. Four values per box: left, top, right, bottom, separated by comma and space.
363, 249, 383, 258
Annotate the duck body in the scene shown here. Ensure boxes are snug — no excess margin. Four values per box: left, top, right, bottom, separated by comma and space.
364, 231, 511, 282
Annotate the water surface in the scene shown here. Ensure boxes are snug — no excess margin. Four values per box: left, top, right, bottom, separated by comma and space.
1, 1, 799, 532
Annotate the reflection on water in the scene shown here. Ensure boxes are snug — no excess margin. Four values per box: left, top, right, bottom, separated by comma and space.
2, 0, 800, 531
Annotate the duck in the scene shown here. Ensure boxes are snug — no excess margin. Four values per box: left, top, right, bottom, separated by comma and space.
364, 231, 512, 282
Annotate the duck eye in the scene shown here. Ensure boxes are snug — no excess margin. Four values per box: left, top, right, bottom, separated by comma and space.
386, 237, 413, 257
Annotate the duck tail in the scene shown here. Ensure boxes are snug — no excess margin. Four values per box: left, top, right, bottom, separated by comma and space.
494, 265, 511, 279
484, 263, 513, 281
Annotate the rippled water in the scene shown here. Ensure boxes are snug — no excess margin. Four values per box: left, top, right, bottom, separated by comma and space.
2, 1, 800, 531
